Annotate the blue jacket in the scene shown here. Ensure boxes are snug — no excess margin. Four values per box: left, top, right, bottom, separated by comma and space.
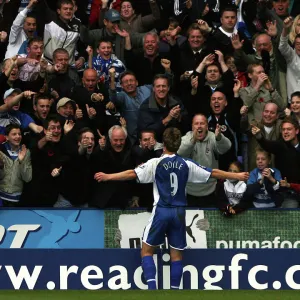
248, 167, 282, 208
109, 85, 152, 144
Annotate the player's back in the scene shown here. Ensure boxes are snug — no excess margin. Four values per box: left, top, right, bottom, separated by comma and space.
155, 155, 189, 207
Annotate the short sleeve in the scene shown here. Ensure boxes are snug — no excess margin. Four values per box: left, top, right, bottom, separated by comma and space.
186, 159, 211, 183
134, 158, 159, 184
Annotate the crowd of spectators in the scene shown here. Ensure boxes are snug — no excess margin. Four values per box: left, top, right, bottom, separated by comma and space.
0, 0, 299, 211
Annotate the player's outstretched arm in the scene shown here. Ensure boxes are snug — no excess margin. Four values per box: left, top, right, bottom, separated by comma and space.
94, 170, 137, 182
211, 169, 249, 181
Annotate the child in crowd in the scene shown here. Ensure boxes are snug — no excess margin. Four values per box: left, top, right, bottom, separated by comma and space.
217, 161, 247, 215
86, 40, 126, 92
159, 17, 185, 50
223, 150, 283, 216
0, 124, 32, 207
247, 149, 282, 208
225, 55, 248, 88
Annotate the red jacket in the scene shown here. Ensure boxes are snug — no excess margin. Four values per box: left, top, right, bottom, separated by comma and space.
290, 183, 300, 193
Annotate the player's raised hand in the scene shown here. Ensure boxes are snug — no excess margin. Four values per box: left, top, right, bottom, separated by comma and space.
235, 172, 249, 182
94, 172, 108, 182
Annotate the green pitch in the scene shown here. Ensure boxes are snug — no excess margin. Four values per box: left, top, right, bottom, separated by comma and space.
1, 290, 300, 300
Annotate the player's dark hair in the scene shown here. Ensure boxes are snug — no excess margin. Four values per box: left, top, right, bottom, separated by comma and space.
163, 127, 181, 152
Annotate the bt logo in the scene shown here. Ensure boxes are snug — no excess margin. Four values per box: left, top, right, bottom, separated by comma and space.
0, 224, 41, 248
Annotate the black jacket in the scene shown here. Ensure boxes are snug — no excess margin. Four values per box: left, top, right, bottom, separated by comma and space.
59, 135, 94, 205
207, 97, 243, 170
137, 93, 189, 142
90, 138, 136, 209
256, 137, 300, 183
21, 137, 70, 207
190, 69, 235, 117
71, 85, 110, 134
209, 28, 254, 57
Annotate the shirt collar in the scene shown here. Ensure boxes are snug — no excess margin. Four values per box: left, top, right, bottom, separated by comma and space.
219, 27, 238, 38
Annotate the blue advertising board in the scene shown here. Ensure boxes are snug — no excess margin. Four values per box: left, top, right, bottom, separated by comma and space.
0, 249, 299, 290
0, 209, 104, 248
